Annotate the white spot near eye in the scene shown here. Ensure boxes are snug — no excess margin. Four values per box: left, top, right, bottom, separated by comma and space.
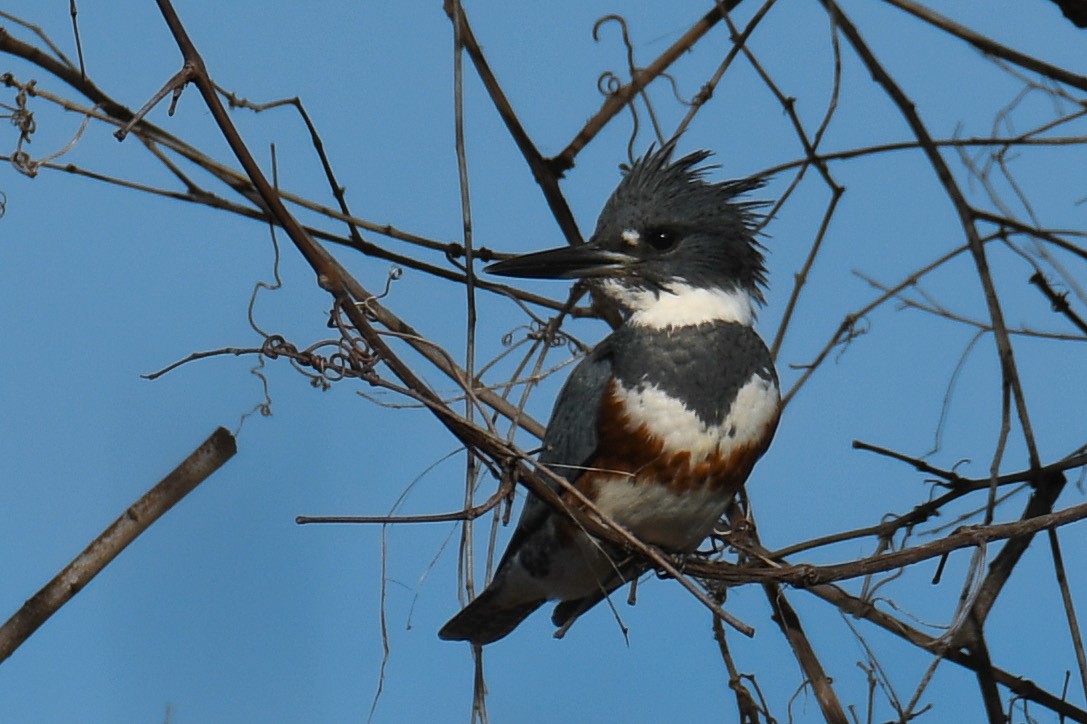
621, 229, 640, 247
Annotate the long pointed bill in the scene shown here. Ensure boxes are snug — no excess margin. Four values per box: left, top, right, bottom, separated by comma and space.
485, 244, 634, 280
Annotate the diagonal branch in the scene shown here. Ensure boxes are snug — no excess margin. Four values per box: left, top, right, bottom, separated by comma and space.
764, 583, 848, 722
553, 1, 743, 171
808, 580, 1087, 722
884, 0, 1087, 92
0, 427, 236, 664
443, 0, 580, 247
965, 470, 1066, 626
147, 0, 753, 639
687, 498, 1087, 587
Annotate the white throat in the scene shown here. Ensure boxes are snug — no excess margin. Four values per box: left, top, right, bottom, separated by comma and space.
599, 280, 756, 328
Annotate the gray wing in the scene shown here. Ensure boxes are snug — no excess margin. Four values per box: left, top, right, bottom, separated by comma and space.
495, 340, 613, 568
438, 342, 615, 644
538, 341, 613, 471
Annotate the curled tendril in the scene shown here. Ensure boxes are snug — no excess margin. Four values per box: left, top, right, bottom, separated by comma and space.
593, 14, 636, 74
534, 322, 571, 350
3, 86, 39, 176
590, 13, 697, 159
235, 356, 273, 436
2, 102, 36, 136
2, 81, 38, 136
3, 84, 92, 178
9, 150, 33, 176
258, 330, 376, 390
660, 71, 695, 108
596, 71, 623, 97
260, 334, 296, 360
591, 13, 652, 164
322, 351, 352, 383
351, 265, 403, 320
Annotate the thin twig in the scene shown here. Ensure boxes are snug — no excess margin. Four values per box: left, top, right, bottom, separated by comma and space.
673, 0, 777, 139
1030, 272, 1087, 335
784, 241, 975, 406
809, 580, 1087, 722
687, 498, 1087, 587
295, 485, 510, 525
553, 1, 742, 171
883, 0, 1087, 92
67, 0, 85, 80
1048, 528, 1087, 703
114, 64, 194, 141
443, 0, 579, 246
764, 583, 848, 723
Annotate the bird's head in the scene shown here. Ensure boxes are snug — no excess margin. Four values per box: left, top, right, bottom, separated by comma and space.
487, 145, 768, 327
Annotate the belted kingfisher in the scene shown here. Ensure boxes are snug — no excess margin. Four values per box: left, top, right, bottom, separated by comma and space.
439, 145, 780, 645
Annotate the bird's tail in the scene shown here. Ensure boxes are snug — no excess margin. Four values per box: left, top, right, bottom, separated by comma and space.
550, 558, 644, 637
438, 583, 545, 646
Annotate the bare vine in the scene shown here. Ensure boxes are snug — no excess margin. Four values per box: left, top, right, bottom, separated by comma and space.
2, 2, 1085, 722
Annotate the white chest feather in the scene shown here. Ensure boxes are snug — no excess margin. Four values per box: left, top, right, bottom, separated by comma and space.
613, 372, 780, 462
593, 373, 779, 550
598, 281, 756, 328
591, 478, 731, 551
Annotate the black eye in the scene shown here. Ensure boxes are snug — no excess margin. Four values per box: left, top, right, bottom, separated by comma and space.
646, 227, 677, 251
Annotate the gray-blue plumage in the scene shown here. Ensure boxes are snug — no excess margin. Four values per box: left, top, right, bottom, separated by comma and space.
515, 319, 777, 564
590, 148, 767, 303
610, 321, 777, 428
497, 346, 611, 580
438, 144, 780, 645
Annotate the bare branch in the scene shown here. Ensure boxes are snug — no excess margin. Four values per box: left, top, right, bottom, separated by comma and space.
884, 0, 1087, 92
688, 498, 1087, 587
821, 0, 1041, 471
0, 428, 236, 664
764, 583, 849, 723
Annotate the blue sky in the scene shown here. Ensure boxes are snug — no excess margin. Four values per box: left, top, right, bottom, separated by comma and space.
2, 1, 1086, 722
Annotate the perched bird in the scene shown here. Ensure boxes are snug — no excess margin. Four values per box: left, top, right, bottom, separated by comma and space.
439, 145, 781, 645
